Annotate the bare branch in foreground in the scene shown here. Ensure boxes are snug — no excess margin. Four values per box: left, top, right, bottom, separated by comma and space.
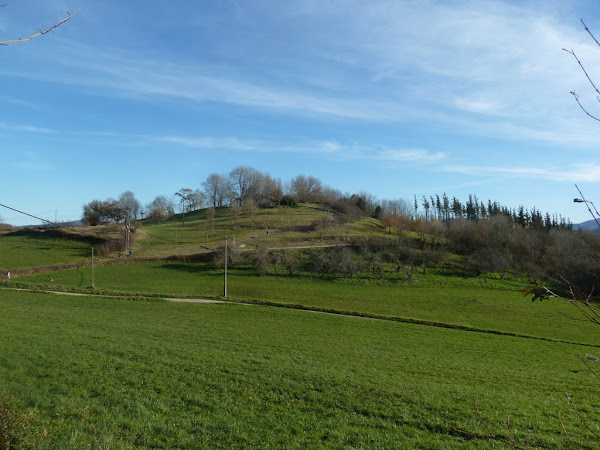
0, 8, 78, 45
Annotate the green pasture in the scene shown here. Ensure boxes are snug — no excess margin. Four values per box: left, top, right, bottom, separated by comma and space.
133, 206, 331, 257
133, 206, 392, 259
0, 290, 598, 448
0, 230, 91, 270
11, 261, 600, 346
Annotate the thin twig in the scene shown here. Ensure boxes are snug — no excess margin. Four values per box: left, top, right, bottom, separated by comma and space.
563, 47, 600, 97
0, 8, 78, 45
581, 20, 600, 50
559, 412, 579, 449
565, 393, 600, 440
577, 354, 600, 380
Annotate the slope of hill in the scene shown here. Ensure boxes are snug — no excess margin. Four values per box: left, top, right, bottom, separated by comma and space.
575, 218, 600, 234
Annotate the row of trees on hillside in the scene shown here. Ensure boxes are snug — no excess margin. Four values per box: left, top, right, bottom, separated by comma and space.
82, 165, 571, 235
410, 194, 572, 230
82, 166, 366, 225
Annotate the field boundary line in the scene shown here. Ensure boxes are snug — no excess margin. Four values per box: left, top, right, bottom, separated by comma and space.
2, 286, 598, 349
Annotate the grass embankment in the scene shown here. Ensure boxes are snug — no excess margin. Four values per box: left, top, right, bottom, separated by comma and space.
0, 229, 92, 270
12, 262, 600, 347
0, 290, 597, 448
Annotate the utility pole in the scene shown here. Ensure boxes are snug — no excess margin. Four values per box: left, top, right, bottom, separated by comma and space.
123, 209, 130, 254
91, 247, 95, 288
224, 236, 228, 298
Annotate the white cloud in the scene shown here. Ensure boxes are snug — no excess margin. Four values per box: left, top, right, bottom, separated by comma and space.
444, 162, 600, 183
152, 133, 444, 165
3, 0, 599, 146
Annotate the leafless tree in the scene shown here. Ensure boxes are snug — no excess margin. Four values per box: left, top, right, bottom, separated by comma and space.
290, 175, 322, 203
205, 206, 215, 232
0, 6, 77, 46
229, 166, 263, 203
259, 174, 283, 206
147, 195, 171, 224
202, 173, 231, 207
119, 191, 141, 221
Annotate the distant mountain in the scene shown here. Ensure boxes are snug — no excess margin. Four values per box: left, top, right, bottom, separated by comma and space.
575, 219, 600, 234
18, 220, 84, 229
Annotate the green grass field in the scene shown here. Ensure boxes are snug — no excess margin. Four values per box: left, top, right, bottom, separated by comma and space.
0, 230, 91, 270
12, 261, 600, 347
2, 210, 600, 447
0, 290, 597, 448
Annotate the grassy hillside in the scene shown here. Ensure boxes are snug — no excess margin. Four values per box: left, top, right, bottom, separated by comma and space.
0, 228, 94, 270
1, 205, 600, 447
0, 290, 596, 448
132, 206, 388, 259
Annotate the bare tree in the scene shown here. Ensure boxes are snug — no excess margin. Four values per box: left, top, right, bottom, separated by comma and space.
174, 188, 203, 223
147, 195, 171, 224
205, 206, 215, 232
290, 175, 322, 203
0, 6, 78, 46
230, 203, 242, 229
243, 199, 258, 229
119, 191, 141, 221
229, 166, 263, 203
202, 173, 231, 207
259, 174, 283, 206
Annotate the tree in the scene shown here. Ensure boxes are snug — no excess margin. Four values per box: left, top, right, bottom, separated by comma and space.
242, 199, 257, 229
312, 215, 331, 241
290, 175, 322, 203
205, 206, 215, 232
229, 166, 263, 203
0, 6, 77, 45
82, 198, 125, 225
174, 188, 203, 224
277, 250, 301, 276
202, 173, 231, 207
118, 191, 140, 221
82, 200, 105, 226
381, 212, 400, 234
259, 174, 283, 206
251, 244, 271, 275
147, 195, 171, 224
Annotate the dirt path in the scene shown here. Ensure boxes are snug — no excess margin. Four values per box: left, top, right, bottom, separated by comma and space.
164, 298, 224, 303
3, 287, 223, 303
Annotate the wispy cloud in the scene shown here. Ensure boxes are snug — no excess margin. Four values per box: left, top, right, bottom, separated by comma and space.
11, 151, 55, 172
3, 0, 597, 146
152, 134, 444, 164
444, 163, 600, 183
0, 122, 56, 134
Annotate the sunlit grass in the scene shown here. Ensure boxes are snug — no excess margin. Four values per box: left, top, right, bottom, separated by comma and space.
12, 261, 600, 346
0, 290, 596, 448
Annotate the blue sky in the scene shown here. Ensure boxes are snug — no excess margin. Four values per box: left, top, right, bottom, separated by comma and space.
2, 0, 600, 226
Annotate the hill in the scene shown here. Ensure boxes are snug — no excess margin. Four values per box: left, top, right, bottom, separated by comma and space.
575, 218, 600, 234
1, 203, 600, 447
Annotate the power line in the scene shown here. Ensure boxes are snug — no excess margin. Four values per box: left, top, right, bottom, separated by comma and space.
0, 201, 123, 244
0, 202, 60, 227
